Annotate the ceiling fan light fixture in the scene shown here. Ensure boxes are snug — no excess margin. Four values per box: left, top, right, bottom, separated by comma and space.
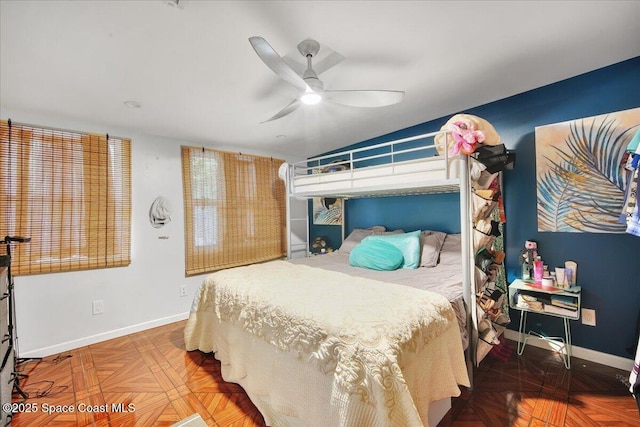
300, 92, 322, 105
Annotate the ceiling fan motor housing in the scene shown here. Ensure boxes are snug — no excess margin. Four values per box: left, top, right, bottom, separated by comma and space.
303, 76, 324, 92
297, 39, 320, 58
298, 39, 324, 92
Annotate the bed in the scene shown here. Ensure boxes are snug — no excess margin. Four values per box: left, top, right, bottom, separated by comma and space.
184, 127, 510, 426
184, 235, 470, 426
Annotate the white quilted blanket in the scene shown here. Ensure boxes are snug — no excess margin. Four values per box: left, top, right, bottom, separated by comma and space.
184, 260, 469, 426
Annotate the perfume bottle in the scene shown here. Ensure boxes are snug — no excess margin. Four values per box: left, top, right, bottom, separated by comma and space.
533, 257, 543, 284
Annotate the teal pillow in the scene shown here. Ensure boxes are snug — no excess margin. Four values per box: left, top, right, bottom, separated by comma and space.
364, 230, 422, 269
349, 239, 404, 271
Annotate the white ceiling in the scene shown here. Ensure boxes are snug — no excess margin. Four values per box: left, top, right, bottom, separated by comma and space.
1, 1, 639, 159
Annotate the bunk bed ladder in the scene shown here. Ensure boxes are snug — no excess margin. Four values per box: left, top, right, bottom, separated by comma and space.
284, 169, 309, 259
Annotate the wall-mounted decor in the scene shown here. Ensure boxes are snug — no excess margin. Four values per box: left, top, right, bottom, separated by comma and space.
535, 107, 640, 232
149, 196, 172, 228
313, 197, 342, 225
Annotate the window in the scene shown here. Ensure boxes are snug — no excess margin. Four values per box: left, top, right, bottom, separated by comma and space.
0, 120, 131, 275
181, 146, 286, 276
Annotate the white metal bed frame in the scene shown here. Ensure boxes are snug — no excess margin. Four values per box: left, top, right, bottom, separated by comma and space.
281, 130, 480, 385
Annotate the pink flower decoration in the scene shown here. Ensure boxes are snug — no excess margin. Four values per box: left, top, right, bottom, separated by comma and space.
448, 121, 486, 155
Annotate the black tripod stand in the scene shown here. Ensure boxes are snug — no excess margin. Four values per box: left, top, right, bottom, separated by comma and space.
1, 235, 33, 400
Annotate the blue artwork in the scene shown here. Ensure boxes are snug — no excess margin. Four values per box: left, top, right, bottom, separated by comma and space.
313, 197, 342, 225
535, 107, 640, 232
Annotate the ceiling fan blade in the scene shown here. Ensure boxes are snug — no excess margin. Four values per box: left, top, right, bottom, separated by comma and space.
261, 99, 302, 123
312, 51, 346, 75
283, 49, 345, 77
249, 37, 309, 93
324, 90, 405, 107
282, 56, 306, 76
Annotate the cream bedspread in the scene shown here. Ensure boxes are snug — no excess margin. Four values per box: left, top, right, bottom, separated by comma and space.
184, 260, 470, 426
289, 251, 468, 350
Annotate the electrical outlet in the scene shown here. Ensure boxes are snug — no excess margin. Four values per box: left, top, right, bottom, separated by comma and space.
180, 285, 187, 297
582, 308, 596, 326
92, 300, 104, 315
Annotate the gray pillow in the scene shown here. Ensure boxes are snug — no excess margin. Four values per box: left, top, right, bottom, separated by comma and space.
438, 233, 462, 266
420, 231, 447, 267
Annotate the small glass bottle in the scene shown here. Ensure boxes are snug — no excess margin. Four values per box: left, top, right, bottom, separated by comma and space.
522, 260, 531, 280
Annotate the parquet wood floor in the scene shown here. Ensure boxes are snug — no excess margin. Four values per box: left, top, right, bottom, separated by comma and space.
9, 320, 639, 426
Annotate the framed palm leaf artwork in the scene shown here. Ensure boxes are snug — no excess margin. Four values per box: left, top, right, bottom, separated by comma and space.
313, 197, 342, 225
535, 107, 640, 232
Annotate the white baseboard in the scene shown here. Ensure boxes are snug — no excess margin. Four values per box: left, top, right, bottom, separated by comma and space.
503, 329, 634, 372
17, 312, 190, 358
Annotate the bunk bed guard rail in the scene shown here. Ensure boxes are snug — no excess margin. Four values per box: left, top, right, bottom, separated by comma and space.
283, 131, 460, 199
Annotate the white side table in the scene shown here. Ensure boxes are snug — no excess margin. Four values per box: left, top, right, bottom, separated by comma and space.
508, 279, 581, 369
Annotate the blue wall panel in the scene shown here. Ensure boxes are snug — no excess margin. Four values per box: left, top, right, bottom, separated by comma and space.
312, 56, 640, 358
345, 193, 461, 234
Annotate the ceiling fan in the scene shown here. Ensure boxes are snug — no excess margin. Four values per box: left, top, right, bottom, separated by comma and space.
249, 36, 405, 122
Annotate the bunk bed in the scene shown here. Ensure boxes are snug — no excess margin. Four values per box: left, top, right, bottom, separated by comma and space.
184, 126, 510, 427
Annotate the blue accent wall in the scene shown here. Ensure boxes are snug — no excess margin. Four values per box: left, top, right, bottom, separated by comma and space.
314, 56, 640, 359
345, 193, 461, 234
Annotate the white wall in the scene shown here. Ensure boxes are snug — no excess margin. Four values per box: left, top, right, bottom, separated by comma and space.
2, 107, 295, 357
